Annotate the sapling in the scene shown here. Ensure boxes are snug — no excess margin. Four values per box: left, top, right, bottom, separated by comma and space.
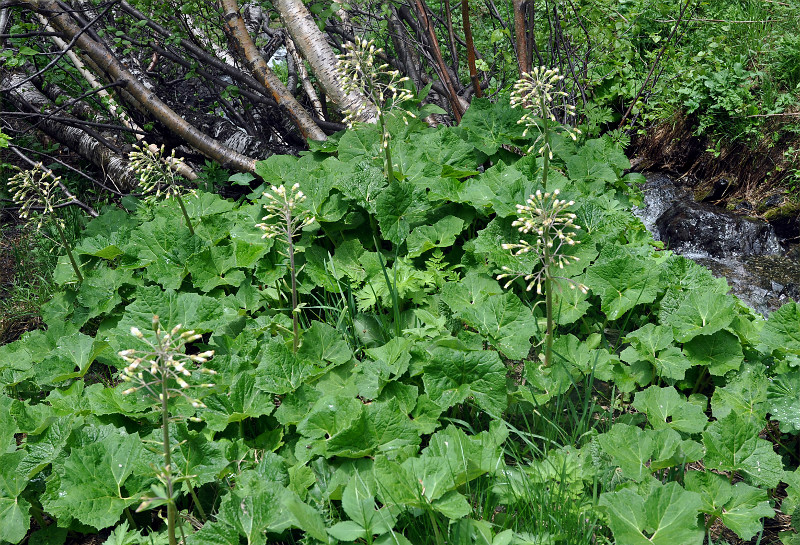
256, 183, 315, 352
118, 316, 216, 545
6, 163, 87, 282
128, 142, 196, 235
499, 67, 585, 368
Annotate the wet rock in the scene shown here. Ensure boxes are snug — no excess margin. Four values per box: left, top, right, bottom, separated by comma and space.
762, 193, 785, 209
634, 172, 797, 316
656, 200, 783, 257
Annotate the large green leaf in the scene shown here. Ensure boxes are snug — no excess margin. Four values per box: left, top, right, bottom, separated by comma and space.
19, 416, 75, 478
374, 455, 471, 518
621, 324, 692, 380
456, 98, 526, 156
599, 482, 703, 545
663, 291, 736, 343
683, 330, 743, 376
406, 216, 465, 258
254, 154, 300, 184
685, 470, 774, 541
72, 266, 137, 326
203, 372, 274, 432
632, 386, 707, 434
441, 276, 537, 359
584, 256, 661, 320
171, 425, 228, 491
336, 474, 395, 537
710, 362, 769, 421
597, 423, 655, 481
298, 322, 353, 367
116, 287, 237, 340
74, 208, 137, 260
761, 302, 800, 356
217, 481, 290, 545
122, 212, 199, 289
459, 291, 538, 360
702, 412, 783, 488
186, 244, 247, 292
422, 423, 507, 486
255, 339, 314, 395
44, 433, 143, 529
297, 396, 420, 459
423, 346, 507, 414
375, 180, 417, 244
766, 370, 800, 433
34, 331, 108, 386
0, 450, 31, 544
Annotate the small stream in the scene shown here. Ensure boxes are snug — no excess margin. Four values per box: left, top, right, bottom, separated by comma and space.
633, 172, 800, 316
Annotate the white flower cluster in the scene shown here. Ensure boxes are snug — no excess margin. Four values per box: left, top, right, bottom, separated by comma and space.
336, 38, 416, 128
497, 189, 588, 295
118, 315, 216, 410
255, 183, 315, 241
6, 163, 68, 228
510, 67, 581, 157
128, 141, 190, 199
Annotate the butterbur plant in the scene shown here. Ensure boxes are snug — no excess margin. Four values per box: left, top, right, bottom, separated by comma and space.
500, 67, 585, 368
128, 142, 196, 235
497, 191, 587, 368
6, 163, 85, 282
337, 37, 416, 184
256, 183, 315, 352
118, 316, 216, 545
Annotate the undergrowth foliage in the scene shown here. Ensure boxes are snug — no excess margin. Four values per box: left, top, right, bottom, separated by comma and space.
0, 97, 799, 545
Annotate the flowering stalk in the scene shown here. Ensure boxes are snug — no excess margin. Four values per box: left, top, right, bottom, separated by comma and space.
7, 163, 84, 282
118, 316, 216, 545
337, 38, 416, 184
128, 142, 195, 235
500, 67, 585, 367
256, 183, 315, 352
498, 191, 587, 367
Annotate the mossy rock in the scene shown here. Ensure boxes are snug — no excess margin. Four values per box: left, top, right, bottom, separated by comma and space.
763, 201, 800, 221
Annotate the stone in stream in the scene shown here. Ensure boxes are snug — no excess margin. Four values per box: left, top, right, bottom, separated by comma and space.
634, 172, 798, 315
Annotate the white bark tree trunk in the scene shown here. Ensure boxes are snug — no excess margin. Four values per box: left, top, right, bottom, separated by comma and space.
275, 0, 377, 123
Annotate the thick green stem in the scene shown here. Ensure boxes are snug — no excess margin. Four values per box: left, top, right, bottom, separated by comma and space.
54, 219, 83, 283
189, 486, 207, 522
380, 113, 394, 185
541, 102, 553, 367
159, 348, 177, 545
543, 261, 554, 368
175, 193, 195, 236
286, 213, 300, 353
124, 507, 137, 529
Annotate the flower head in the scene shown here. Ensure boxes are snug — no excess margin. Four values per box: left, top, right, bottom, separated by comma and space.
255, 183, 315, 241
510, 67, 581, 157
6, 163, 70, 229
336, 38, 416, 127
118, 316, 216, 411
497, 189, 587, 294
128, 142, 191, 199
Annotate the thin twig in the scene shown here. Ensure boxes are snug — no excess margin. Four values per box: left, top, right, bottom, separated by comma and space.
0, 0, 117, 93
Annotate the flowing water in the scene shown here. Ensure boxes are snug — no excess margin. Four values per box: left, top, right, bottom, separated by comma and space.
633, 172, 800, 316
